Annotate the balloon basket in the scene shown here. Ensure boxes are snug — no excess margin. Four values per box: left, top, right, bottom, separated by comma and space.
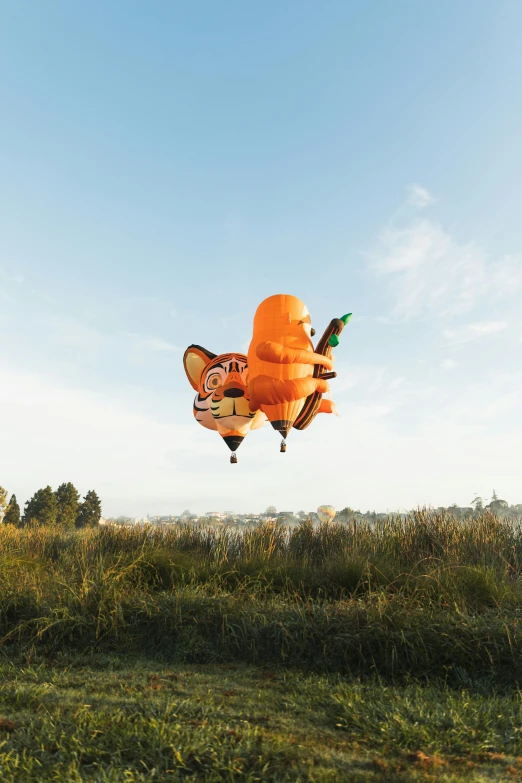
280, 439, 287, 453
230, 453, 238, 464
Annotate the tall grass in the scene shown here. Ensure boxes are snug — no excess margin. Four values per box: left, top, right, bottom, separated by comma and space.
1, 509, 522, 685
4, 508, 522, 567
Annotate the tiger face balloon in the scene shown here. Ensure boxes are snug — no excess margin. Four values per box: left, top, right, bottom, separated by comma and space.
183, 345, 266, 453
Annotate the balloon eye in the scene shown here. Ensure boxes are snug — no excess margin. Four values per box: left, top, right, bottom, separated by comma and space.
208, 374, 222, 389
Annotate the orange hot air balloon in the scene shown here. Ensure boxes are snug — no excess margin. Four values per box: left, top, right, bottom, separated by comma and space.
183, 346, 266, 463
246, 294, 335, 447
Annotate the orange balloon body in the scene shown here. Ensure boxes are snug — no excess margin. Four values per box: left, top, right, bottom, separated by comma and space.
246, 294, 333, 437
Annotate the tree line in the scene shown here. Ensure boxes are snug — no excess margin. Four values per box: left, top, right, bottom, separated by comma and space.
0, 483, 102, 528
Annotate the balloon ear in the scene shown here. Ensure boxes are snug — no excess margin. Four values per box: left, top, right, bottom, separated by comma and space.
183, 345, 217, 390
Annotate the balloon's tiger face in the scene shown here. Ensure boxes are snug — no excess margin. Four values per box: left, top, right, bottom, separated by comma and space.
183, 345, 265, 452
194, 352, 253, 424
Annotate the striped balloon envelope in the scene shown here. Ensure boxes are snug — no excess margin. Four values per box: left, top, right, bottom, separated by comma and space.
317, 505, 336, 523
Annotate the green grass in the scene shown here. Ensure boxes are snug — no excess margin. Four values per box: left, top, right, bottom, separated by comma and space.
1, 512, 522, 686
1, 653, 522, 781
2, 510, 522, 779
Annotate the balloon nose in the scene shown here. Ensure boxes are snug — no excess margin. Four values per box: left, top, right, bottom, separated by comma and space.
224, 387, 244, 398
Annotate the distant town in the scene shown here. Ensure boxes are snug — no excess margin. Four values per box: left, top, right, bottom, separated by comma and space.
103, 509, 316, 527
102, 494, 522, 527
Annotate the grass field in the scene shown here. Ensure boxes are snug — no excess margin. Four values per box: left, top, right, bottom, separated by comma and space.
3, 653, 522, 781
1, 510, 522, 780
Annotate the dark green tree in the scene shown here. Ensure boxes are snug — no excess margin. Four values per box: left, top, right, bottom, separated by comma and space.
76, 490, 102, 527
486, 489, 508, 514
3, 494, 21, 526
470, 495, 484, 512
23, 486, 58, 526
55, 482, 80, 528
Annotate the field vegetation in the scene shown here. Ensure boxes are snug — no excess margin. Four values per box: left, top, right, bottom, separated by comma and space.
1, 509, 522, 780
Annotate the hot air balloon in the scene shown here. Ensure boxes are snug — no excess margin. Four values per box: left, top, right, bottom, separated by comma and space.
183, 345, 266, 463
246, 294, 351, 451
317, 505, 336, 523
294, 312, 352, 431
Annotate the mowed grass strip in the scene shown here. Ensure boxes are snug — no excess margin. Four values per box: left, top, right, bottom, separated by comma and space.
0, 655, 522, 782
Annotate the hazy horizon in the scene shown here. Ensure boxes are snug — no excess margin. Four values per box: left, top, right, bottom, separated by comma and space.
2, 2, 521, 517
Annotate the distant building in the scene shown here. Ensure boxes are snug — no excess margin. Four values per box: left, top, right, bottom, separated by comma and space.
277, 511, 296, 521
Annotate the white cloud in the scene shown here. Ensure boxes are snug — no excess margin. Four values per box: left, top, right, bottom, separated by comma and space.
121, 331, 180, 353
371, 218, 490, 320
46, 317, 104, 351
407, 184, 435, 209
334, 363, 388, 395
441, 359, 459, 371
443, 321, 508, 344
481, 390, 522, 420
0, 366, 198, 516
30, 288, 55, 304
489, 254, 522, 296
356, 403, 395, 418
423, 370, 522, 430
37, 318, 180, 357
370, 205, 522, 324
0, 266, 24, 284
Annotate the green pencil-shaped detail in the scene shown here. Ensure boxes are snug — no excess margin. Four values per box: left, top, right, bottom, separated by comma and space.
340, 313, 352, 324
328, 334, 340, 347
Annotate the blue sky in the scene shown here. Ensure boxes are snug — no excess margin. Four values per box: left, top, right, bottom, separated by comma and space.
1, 1, 521, 516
